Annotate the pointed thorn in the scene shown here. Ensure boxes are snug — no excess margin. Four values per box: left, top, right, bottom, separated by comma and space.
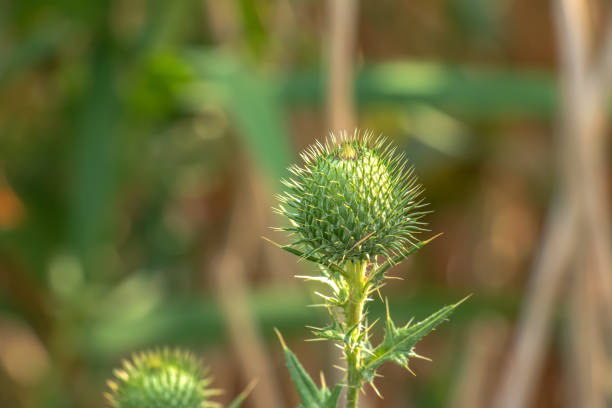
369, 382, 383, 399
385, 297, 391, 321
412, 353, 432, 362
375, 286, 384, 302
274, 328, 287, 350
456, 293, 473, 306
261, 236, 282, 248
349, 230, 376, 252
405, 365, 417, 376
423, 232, 443, 245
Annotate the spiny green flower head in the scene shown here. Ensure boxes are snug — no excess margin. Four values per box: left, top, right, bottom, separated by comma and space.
276, 131, 427, 265
105, 348, 218, 408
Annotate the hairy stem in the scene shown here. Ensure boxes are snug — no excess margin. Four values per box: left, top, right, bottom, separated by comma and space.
343, 261, 368, 408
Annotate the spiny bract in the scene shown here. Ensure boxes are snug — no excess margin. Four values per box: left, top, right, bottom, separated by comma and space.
276, 131, 427, 265
105, 348, 217, 408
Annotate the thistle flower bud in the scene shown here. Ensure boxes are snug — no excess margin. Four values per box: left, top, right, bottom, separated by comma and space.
105, 348, 216, 408
276, 131, 426, 265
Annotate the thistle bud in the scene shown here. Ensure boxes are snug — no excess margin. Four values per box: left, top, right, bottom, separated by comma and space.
105, 348, 216, 408
277, 131, 426, 265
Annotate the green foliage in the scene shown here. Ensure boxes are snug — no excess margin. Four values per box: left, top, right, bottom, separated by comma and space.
275, 329, 342, 408
105, 348, 218, 408
186, 51, 291, 183
276, 131, 427, 265
272, 133, 466, 407
283, 63, 557, 120
0, 0, 550, 406
361, 297, 468, 382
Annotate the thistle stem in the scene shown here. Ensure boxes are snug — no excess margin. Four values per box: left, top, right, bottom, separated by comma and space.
343, 261, 368, 408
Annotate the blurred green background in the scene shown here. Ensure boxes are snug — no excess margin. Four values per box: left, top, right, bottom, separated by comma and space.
0, 0, 574, 407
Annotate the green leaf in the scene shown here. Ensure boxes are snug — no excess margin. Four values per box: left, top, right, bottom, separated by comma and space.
324, 386, 343, 408
275, 329, 342, 408
362, 296, 469, 380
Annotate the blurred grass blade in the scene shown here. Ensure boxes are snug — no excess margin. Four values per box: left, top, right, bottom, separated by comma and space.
69, 46, 118, 273
185, 51, 291, 184
282, 62, 558, 119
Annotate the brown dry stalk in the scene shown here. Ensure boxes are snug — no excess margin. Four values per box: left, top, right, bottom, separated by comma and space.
211, 168, 284, 408
494, 0, 612, 406
327, 0, 358, 132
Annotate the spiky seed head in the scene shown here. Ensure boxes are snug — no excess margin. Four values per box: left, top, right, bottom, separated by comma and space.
105, 348, 217, 408
276, 131, 427, 265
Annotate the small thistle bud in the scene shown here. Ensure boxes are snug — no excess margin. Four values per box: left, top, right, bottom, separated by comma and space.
105, 348, 217, 408
276, 131, 426, 265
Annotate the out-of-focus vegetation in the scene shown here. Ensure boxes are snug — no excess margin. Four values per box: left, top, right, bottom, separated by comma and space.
0, 1, 568, 407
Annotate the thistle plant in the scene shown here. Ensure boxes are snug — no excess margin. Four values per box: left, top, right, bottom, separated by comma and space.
105, 348, 251, 408
270, 131, 466, 408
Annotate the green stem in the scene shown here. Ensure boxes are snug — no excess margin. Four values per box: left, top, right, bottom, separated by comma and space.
343, 261, 368, 408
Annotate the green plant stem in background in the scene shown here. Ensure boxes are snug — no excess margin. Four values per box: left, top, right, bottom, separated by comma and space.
344, 261, 367, 408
